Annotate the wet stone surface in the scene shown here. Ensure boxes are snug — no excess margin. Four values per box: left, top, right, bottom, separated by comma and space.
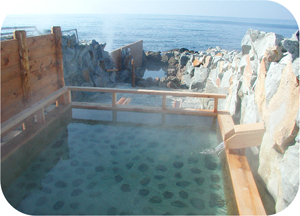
156, 165, 167, 172
54, 181, 67, 188
140, 178, 151, 186
149, 196, 162, 203
210, 183, 221, 190
179, 191, 189, 199
158, 183, 167, 190
194, 177, 205, 186
142, 207, 154, 214
107, 207, 118, 215
191, 167, 202, 174
154, 175, 165, 180
53, 201, 64, 211
176, 181, 191, 187
163, 191, 173, 199
86, 181, 97, 189
148, 141, 159, 148
210, 174, 220, 183
70, 202, 79, 210
42, 175, 53, 184
115, 175, 123, 183
71, 189, 83, 196
89, 191, 102, 198
146, 157, 155, 163
209, 193, 225, 208
72, 179, 84, 187
125, 162, 133, 170
120, 184, 131, 192
95, 166, 105, 172
188, 157, 199, 164
139, 189, 150, 196
138, 164, 149, 172
174, 172, 182, 179
173, 161, 184, 169
75, 167, 86, 175
190, 198, 206, 210
35, 196, 47, 206
51, 140, 64, 149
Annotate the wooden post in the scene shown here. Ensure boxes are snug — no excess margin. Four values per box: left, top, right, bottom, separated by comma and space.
162, 95, 167, 110
214, 98, 218, 113
13, 30, 32, 107
36, 108, 46, 124
131, 59, 135, 87
51, 26, 65, 89
112, 93, 117, 108
112, 110, 117, 123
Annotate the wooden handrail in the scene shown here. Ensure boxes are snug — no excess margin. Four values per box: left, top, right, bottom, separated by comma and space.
67, 86, 227, 98
1, 86, 227, 135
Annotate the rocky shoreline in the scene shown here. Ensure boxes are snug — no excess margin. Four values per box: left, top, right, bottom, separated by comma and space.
62, 28, 299, 213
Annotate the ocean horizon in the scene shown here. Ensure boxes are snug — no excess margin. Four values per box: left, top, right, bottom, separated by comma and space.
1, 14, 298, 52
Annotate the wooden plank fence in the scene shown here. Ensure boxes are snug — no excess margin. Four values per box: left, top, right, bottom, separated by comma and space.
1, 26, 68, 126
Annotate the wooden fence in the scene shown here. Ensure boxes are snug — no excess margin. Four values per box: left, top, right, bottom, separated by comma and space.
1, 26, 67, 127
110, 40, 143, 71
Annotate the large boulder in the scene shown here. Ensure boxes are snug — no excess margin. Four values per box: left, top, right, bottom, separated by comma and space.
241, 29, 284, 61
190, 67, 209, 90
145, 51, 162, 62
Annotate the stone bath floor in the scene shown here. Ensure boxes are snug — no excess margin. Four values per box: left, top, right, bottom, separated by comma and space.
3, 113, 227, 215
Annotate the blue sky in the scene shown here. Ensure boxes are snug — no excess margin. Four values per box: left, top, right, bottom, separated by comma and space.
0, 0, 298, 21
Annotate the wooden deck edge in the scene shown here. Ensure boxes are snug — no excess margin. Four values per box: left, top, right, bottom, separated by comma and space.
1, 104, 72, 161
225, 149, 266, 215
71, 102, 218, 116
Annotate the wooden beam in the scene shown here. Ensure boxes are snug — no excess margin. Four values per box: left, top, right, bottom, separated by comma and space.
71, 102, 217, 116
225, 149, 266, 215
116, 97, 126, 105
226, 122, 265, 149
51, 26, 65, 88
106, 69, 118, 72
68, 86, 227, 99
131, 59, 135, 87
162, 95, 167, 110
173, 99, 182, 108
214, 97, 218, 113
217, 113, 235, 141
13, 30, 32, 106
122, 98, 131, 105
112, 93, 117, 107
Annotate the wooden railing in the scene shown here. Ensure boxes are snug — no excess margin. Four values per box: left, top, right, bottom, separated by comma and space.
1, 86, 226, 135
69, 86, 226, 115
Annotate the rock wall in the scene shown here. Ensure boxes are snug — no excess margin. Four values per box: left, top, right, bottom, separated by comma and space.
142, 29, 299, 213
61, 34, 117, 100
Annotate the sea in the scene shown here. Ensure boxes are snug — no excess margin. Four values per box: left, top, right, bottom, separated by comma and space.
1, 14, 299, 52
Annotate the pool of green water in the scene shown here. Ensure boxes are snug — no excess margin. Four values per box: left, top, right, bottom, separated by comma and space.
3, 110, 227, 215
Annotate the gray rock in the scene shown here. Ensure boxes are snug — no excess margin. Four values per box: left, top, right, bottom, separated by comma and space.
180, 54, 190, 66
292, 58, 299, 80
190, 67, 209, 90
280, 143, 299, 206
264, 62, 286, 105
181, 74, 193, 89
282, 38, 299, 60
